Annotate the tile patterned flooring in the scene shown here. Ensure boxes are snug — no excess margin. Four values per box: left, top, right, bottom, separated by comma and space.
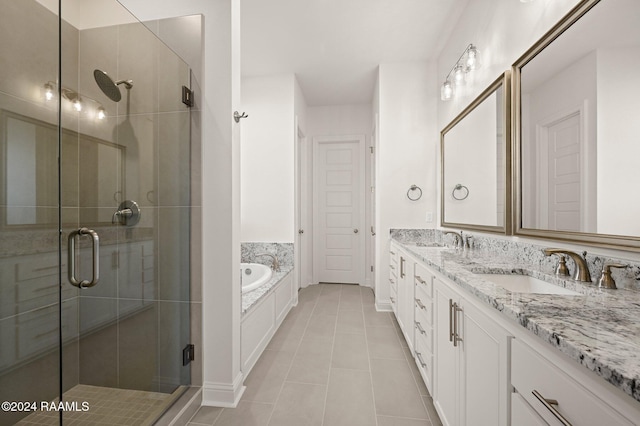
188, 284, 443, 426
17, 384, 175, 425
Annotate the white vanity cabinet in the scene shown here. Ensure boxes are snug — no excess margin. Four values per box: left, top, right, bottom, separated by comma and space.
389, 245, 398, 314
511, 338, 636, 426
413, 261, 434, 393
433, 273, 511, 426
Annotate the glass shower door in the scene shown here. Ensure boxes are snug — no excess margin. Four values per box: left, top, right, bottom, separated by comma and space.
58, 0, 193, 423
0, 1, 192, 424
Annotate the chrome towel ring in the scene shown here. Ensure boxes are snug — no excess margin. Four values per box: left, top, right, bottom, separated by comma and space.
407, 185, 422, 201
452, 184, 469, 200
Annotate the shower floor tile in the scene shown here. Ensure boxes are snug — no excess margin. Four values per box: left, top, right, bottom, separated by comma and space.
16, 384, 177, 425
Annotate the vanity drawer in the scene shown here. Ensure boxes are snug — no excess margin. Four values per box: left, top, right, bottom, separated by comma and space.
414, 284, 432, 323
414, 314, 432, 353
414, 332, 432, 393
414, 262, 433, 298
512, 339, 634, 426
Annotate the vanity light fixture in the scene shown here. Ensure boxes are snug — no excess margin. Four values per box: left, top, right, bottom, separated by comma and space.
44, 82, 54, 101
440, 43, 481, 101
46, 82, 105, 120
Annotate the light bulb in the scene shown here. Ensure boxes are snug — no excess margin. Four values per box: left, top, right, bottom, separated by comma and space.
465, 45, 480, 71
73, 99, 82, 112
453, 64, 465, 86
97, 107, 106, 120
44, 83, 54, 101
441, 80, 453, 101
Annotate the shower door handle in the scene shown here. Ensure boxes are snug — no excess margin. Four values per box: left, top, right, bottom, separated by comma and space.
68, 227, 100, 288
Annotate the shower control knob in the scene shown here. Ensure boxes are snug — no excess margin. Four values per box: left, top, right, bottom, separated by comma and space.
354, 229, 359, 234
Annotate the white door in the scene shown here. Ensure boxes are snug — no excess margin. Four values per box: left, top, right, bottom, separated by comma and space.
544, 113, 582, 231
313, 135, 365, 284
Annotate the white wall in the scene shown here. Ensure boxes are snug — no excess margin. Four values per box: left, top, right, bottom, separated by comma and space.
119, 0, 244, 407
241, 74, 295, 242
597, 47, 640, 236
375, 62, 438, 307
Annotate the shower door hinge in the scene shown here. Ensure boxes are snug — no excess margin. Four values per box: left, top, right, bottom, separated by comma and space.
183, 344, 195, 366
182, 86, 193, 107
370, 146, 374, 154
371, 265, 374, 272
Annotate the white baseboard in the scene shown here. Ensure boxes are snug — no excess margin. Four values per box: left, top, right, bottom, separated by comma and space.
202, 372, 245, 408
375, 300, 392, 312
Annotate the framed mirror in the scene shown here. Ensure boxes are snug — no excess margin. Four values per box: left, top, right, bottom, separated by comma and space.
441, 72, 512, 233
513, 0, 640, 250
0, 110, 125, 228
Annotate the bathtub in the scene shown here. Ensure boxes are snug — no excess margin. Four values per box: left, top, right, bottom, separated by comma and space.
241, 263, 273, 293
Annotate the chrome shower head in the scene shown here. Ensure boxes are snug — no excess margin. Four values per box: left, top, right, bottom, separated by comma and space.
93, 69, 133, 102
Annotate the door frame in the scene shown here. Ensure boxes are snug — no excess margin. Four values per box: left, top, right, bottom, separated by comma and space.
312, 134, 366, 285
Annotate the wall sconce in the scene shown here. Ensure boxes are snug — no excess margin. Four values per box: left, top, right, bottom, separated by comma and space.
440, 43, 481, 101
44, 81, 106, 120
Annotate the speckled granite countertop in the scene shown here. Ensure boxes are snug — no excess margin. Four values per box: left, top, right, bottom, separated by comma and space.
393, 240, 640, 403
242, 265, 294, 315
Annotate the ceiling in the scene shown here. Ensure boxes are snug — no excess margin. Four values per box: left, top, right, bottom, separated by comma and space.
241, 0, 467, 106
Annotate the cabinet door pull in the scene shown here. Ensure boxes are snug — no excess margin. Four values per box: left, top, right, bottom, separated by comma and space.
390, 250, 396, 255
532, 390, 572, 426
389, 278, 395, 284
415, 275, 426, 285
415, 298, 426, 310
415, 351, 427, 368
449, 299, 454, 342
390, 296, 395, 303
400, 256, 405, 278
389, 264, 395, 270
453, 302, 463, 347
415, 321, 426, 335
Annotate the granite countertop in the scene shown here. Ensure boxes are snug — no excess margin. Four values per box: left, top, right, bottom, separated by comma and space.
393, 239, 640, 403
242, 265, 294, 315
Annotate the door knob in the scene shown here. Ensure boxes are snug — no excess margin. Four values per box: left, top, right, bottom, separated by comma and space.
354, 229, 359, 234
298, 229, 304, 234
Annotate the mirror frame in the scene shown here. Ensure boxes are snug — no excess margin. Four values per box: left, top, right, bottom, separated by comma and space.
441, 71, 512, 234
512, 0, 640, 251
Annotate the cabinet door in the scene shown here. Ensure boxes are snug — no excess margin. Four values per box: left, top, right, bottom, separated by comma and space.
460, 299, 510, 426
433, 277, 459, 426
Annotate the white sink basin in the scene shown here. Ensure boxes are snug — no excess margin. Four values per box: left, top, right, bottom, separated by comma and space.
476, 274, 582, 296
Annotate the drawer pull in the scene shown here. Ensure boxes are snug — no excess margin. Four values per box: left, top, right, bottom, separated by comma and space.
415, 275, 426, 285
389, 265, 395, 270
389, 278, 395, 284
415, 298, 426, 310
390, 250, 396, 255
390, 297, 395, 303
415, 351, 427, 368
532, 390, 572, 426
415, 321, 426, 335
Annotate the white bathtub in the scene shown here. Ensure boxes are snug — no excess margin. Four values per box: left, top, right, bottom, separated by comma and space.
241, 263, 273, 293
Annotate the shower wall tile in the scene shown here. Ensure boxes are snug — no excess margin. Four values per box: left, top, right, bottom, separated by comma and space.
158, 41, 190, 114
78, 297, 117, 387
118, 300, 159, 391
117, 22, 159, 115
158, 207, 190, 302
117, 113, 158, 209
78, 25, 119, 118
158, 111, 190, 206
158, 301, 191, 393
0, 0, 59, 107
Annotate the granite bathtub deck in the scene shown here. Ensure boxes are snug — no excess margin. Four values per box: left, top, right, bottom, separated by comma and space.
242, 265, 294, 315
393, 239, 640, 403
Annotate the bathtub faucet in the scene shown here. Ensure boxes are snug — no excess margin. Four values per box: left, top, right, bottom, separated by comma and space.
256, 253, 280, 272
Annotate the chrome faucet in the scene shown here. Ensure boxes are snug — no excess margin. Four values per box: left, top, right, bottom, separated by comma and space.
543, 248, 592, 283
256, 253, 280, 272
444, 231, 463, 248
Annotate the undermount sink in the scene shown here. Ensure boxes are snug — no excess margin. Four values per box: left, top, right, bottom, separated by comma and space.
476, 274, 582, 296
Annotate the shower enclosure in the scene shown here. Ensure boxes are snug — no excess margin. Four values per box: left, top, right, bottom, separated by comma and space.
0, 0, 195, 424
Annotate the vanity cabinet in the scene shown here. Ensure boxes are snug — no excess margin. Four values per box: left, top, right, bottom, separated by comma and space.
413, 261, 434, 393
389, 245, 398, 314
433, 273, 511, 426
511, 338, 635, 426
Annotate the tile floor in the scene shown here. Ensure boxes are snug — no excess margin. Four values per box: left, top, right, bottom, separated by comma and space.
188, 283, 443, 426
